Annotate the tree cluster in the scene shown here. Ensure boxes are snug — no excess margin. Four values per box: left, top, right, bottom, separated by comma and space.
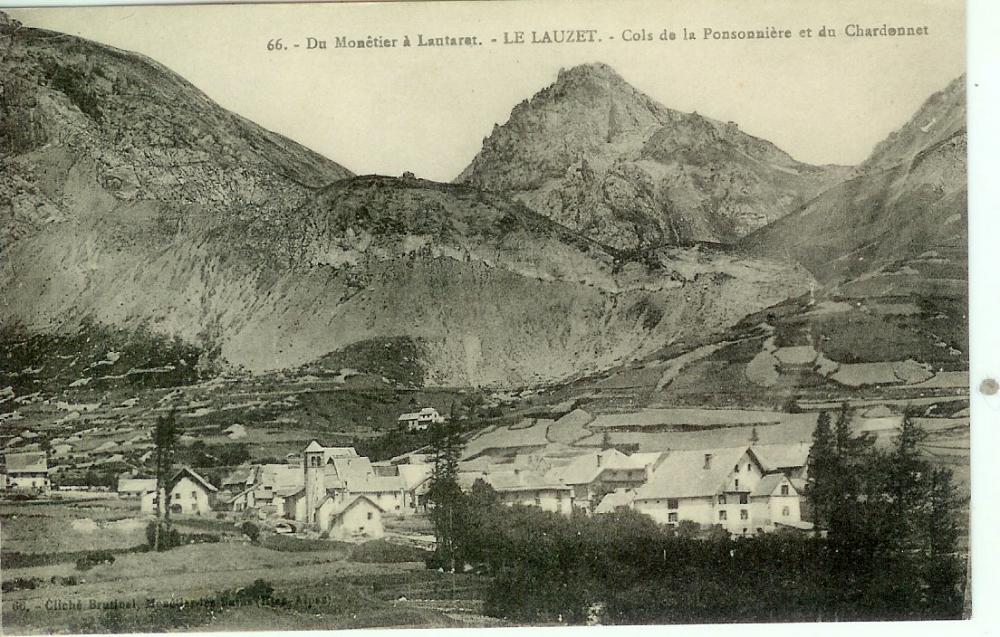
805, 405, 964, 616
420, 405, 965, 624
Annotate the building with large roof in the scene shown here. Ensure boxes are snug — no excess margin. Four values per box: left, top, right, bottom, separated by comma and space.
4, 451, 49, 491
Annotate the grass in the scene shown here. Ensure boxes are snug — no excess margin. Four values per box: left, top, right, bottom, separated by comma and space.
349, 540, 430, 564
258, 534, 353, 555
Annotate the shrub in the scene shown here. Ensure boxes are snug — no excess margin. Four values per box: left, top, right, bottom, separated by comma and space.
2, 577, 41, 592
145, 521, 182, 551
75, 550, 115, 571
241, 521, 260, 543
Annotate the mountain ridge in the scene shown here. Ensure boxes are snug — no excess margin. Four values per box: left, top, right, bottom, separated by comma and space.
456, 63, 850, 249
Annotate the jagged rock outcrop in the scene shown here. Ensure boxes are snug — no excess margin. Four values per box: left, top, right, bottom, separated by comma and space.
456, 63, 848, 250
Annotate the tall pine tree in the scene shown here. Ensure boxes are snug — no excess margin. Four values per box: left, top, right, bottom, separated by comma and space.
805, 411, 835, 533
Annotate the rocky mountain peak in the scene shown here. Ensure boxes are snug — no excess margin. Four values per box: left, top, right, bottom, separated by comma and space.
457, 62, 846, 248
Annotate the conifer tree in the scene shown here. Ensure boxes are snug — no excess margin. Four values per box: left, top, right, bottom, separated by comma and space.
152, 410, 179, 551
805, 411, 835, 532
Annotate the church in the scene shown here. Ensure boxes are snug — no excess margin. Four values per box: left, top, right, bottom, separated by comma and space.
283, 440, 389, 540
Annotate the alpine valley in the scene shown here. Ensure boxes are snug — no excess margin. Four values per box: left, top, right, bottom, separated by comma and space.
0, 11, 966, 456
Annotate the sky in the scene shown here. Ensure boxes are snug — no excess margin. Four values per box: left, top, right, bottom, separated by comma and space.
9, 0, 965, 182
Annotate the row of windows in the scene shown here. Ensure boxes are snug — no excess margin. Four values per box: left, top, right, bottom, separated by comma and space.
717, 494, 750, 505
718, 506, 791, 521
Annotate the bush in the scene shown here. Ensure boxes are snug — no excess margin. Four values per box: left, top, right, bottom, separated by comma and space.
145, 521, 182, 551
75, 550, 115, 571
2, 577, 41, 592
241, 521, 260, 543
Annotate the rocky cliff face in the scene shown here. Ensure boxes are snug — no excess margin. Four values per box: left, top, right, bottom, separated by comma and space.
0, 22, 815, 388
740, 76, 966, 286
456, 63, 848, 250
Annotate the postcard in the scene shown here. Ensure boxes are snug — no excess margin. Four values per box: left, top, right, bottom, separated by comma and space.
0, 0, 973, 633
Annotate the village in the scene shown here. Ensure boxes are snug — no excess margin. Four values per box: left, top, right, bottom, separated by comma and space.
1, 400, 823, 541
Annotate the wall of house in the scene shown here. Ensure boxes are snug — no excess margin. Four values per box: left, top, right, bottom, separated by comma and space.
361, 490, 406, 516
9, 472, 49, 490
327, 503, 384, 542
722, 452, 764, 494
140, 491, 157, 513
500, 489, 574, 516
768, 493, 802, 526
169, 477, 210, 515
634, 496, 715, 526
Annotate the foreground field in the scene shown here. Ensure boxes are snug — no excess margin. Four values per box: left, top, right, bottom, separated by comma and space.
0, 499, 494, 633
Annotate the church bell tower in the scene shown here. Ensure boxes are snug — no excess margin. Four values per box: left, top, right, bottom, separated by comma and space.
303, 440, 326, 525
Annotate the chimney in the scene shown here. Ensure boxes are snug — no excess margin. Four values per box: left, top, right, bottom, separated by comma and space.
703, 453, 712, 470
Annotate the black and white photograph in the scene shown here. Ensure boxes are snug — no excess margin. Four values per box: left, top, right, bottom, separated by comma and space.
0, 0, 984, 632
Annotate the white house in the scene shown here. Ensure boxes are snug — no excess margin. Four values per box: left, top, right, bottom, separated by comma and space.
166, 467, 218, 515
460, 467, 575, 516
632, 446, 810, 536
749, 473, 809, 532
117, 477, 157, 498
632, 447, 766, 535
397, 407, 445, 432
315, 494, 385, 541
4, 451, 49, 491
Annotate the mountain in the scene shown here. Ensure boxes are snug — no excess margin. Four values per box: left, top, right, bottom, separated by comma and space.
0, 13, 353, 246
740, 76, 967, 288
0, 20, 814, 388
456, 63, 848, 250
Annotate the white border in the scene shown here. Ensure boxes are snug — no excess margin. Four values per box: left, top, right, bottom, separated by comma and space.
0, 2, 996, 637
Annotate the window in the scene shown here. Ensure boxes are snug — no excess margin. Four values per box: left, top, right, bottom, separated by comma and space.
719, 510, 727, 521
747, 463, 751, 472
734, 479, 739, 489
534, 497, 541, 506
739, 493, 748, 505
668, 512, 678, 523
191, 491, 197, 499
667, 498, 678, 509
782, 506, 790, 517
740, 509, 748, 520
367, 512, 373, 520
780, 484, 789, 496
717, 494, 727, 505
734, 464, 740, 473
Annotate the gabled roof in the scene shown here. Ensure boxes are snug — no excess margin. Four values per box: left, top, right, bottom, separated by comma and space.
325, 456, 374, 484
5, 451, 47, 473
344, 473, 405, 493
304, 440, 359, 461
476, 469, 572, 493
256, 464, 302, 489
595, 489, 636, 514
751, 443, 811, 472
317, 494, 385, 519
545, 449, 646, 486
751, 473, 797, 497
634, 447, 754, 500
170, 466, 218, 493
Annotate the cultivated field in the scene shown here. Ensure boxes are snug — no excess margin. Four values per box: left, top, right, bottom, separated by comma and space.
0, 497, 494, 633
